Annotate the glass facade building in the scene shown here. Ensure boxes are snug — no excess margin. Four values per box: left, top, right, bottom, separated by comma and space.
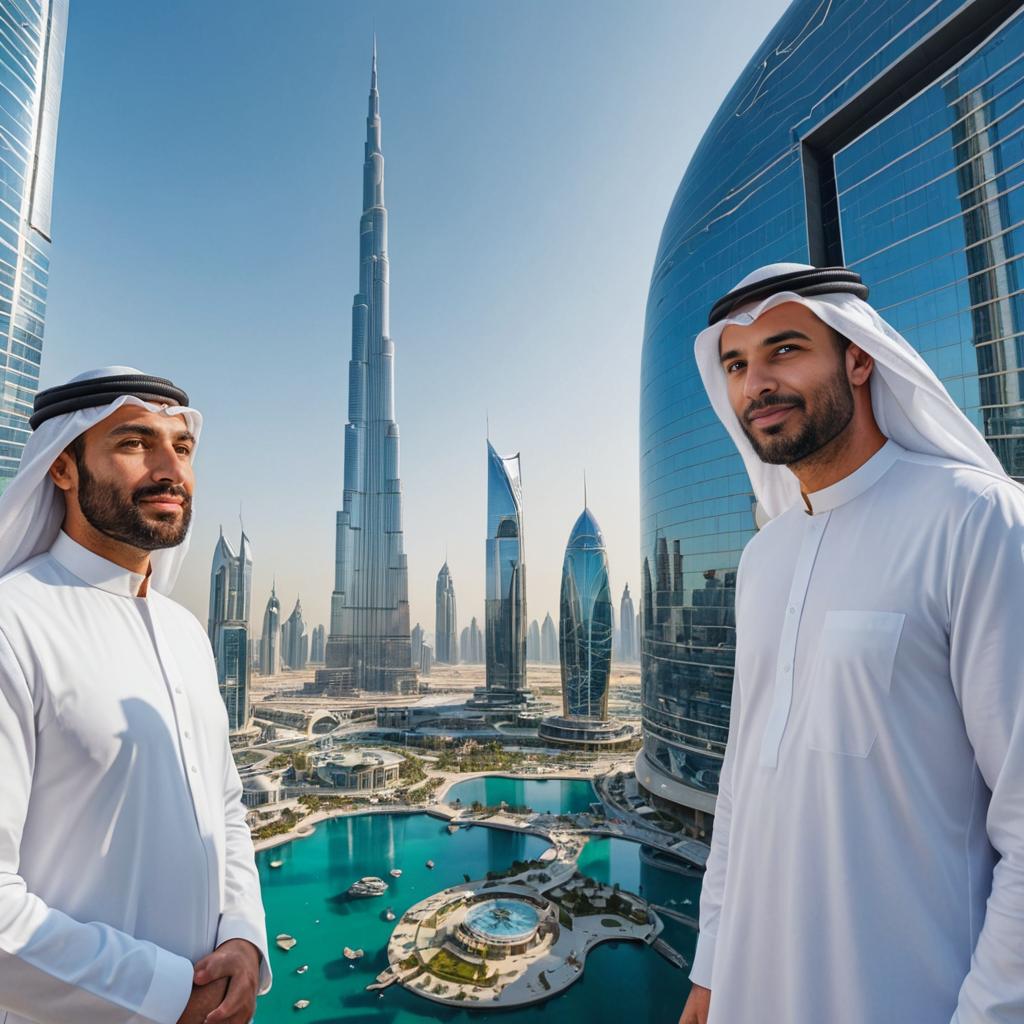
0, 0, 67, 492
434, 561, 458, 664
639, 0, 1024, 833
258, 584, 280, 676
483, 440, 528, 698
327, 45, 415, 692
208, 527, 252, 732
558, 507, 613, 719
618, 583, 637, 663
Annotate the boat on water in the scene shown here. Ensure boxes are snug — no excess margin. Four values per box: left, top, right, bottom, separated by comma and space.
296, 965, 308, 974
384, 907, 396, 921
293, 999, 310, 1010
343, 946, 365, 960
425, 859, 435, 869
276, 934, 297, 951
269, 860, 284, 868
388, 868, 402, 878
446, 823, 459, 834
347, 876, 388, 898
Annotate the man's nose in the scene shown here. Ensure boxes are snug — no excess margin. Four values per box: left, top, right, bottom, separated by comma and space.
149, 444, 188, 485
742, 362, 778, 401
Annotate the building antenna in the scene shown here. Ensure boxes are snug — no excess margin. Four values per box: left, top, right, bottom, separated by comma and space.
486, 410, 490, 442
583, 469, 588, 509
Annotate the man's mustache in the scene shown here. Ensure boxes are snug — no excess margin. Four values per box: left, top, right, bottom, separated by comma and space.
132, 484, 191, 505
744, 395, 805, 422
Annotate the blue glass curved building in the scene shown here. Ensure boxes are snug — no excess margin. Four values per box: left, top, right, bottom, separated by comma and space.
638, 0, 1024, 835
558, 507, 613, 719
476, 440, 531, 709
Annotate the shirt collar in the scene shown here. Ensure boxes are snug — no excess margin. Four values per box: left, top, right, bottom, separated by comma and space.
802, 438, 903, 515
49, 531, 151, 598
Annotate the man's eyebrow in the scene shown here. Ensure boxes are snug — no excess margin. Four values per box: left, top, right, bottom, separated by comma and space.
107, 423, 196, 444
719, 329, 812, 365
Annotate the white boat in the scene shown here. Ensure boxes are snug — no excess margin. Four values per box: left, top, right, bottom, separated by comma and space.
425, 859, 435, 869
296, 964, 308, 974
384, 908, 396, 921
388, 868, 402, 878
293, 998, 310, 1010
276, 934, 297, 951
347, 876, 388, 898
343, 946, 365, 960
269, 860, 284, 869
446, 823, 459, 834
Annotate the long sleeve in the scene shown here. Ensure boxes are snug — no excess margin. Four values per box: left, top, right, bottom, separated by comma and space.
214, 737, 272, 995
688, 675, 740, 989
0, 627, 194, 1024
949, 482, 1024, 1022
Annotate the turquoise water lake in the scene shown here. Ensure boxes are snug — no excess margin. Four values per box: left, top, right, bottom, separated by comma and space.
442, 775, 598, 814
254, 797, 698, 1023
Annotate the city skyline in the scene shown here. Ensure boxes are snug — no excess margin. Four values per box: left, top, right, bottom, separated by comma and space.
36, 0, 792, 637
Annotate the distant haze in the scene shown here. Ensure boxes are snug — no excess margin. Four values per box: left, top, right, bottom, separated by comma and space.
42, 0, 789, 635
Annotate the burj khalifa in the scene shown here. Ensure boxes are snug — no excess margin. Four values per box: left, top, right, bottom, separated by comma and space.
325, 43, 416, 694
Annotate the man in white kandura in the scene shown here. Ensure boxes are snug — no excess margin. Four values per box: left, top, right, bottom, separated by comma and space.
677, 265, 1024, 1024
0, 368, 271, 1024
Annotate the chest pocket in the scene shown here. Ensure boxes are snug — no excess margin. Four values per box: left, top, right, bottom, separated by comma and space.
806, 610, 905, 757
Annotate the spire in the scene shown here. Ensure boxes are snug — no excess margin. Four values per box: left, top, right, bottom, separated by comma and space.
583, 469, 588, 510
371, 34, 377, 92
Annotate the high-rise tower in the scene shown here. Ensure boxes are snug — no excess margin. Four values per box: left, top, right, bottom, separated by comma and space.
0, 1, 68, 493
259, 584, 280, 675
619, 583, 637, 662
539, 505, 632, 750
435, 562, 458, 664
326, 42, 416, 694
208, 526, 252, 731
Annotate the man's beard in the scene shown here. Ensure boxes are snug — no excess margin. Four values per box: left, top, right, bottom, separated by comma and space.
75, 457, 192, 550
741, 361, 855, 466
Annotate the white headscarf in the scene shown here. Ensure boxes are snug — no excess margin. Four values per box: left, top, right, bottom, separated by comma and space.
695, 263, 1013, 522
0, 366, 203, 594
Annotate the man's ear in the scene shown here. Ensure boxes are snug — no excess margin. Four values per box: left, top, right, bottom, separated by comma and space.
846, 343, 874, 388
49, 451, 76, 492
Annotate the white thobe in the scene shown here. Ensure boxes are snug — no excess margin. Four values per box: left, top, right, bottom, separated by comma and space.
692, 439, 1024, 1023
0, 532, 271, 1024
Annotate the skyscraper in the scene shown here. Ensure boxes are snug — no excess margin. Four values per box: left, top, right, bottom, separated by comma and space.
0, 1, 68, 493
558, 507, 612, 717
527, 618, 541, 661
208, 527, 252, 732
310, 624, 326, 664
411, 623, 423, 668
434, 562, 458, 663
459, 625, 470, 662
326, 42, 415, 694
539, 505, 632, 751
258, 584, 280, 676
619, 583, 637, 663
540, 612, 558, 664
281, 597, 308, 671
477, 440, 529, 707
468, 614, 485, 663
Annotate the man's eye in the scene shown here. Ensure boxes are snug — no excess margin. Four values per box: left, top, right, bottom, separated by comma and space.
727, 361, 744, 373
120, 439, 144, 448
176, 446, 192, 456
775, 345, 795, 355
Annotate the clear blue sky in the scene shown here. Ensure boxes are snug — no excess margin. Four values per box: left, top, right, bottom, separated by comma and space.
42, 0, 791, 638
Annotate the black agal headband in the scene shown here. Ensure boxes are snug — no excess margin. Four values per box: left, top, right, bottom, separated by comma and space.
30, 374, 190, 430
707, 266, 869, 327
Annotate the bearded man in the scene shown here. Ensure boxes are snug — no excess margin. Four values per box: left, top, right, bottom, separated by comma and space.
678, 266, 1024, 1024
0, 368, 270, 1024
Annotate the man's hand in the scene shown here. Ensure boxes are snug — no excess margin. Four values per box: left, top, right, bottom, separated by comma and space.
175, 977, 228, 1024
679, 983, 711, 1024
190, 938, 262, 1024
